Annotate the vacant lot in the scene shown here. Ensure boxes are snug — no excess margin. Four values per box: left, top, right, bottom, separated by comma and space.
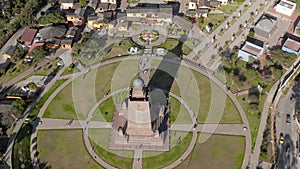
177, 134, 245, 169
37, 130, 100, 169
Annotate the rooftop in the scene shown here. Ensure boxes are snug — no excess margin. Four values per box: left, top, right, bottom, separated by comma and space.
241, 41, 263, 56
21, 28, 38, 45
284, 38, 300, 51
278, 0, 296, 10
255, 14, 277, 33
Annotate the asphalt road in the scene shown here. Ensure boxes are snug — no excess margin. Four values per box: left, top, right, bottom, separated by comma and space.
276, 84, 300, 169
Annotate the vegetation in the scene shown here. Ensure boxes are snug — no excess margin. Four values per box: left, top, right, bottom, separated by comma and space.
0, 0, 48, 46
38, 130, 100, 168
12, 124, 32, 169
198, 14, 228, 34
88, 128, 133, 168
237, 94, 266, 150
143, 132, 192, 169
269, 49, 297, 68
28, 79, 67, 119
220, 49, 283, 93
178, 134, 245, 169
260, 114, 273, 162
28, 82, 37, 92
38, 13, 65, 25
220, 4, 239, 14
27, 46, 49, 59
169, 97, 192, 124
79, 0, 87, 7
11, 99, 27, 118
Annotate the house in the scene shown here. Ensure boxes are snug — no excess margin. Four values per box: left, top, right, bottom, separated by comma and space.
275, 0, 296, 17
254, 14, 277, 39
59, 0, 76, 10
66, 27, 78, 38
97, 0, 117, 12
88, 0, 99, 9
2, 46, 16, 60
238, 41, 264, 62
61, 38, 73, 49
21, 28, 38, 46
282, 38, 300, 55
186, 8, 208, 18
0, 46, 14, 70
66, 8, 86, 26
126, 4, 173, 24
38, 25, 67, 39
217, 0, 228, 5
45, 38, 61, 49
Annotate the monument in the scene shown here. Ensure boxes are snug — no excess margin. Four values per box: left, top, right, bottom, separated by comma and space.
108, 78, 170, 151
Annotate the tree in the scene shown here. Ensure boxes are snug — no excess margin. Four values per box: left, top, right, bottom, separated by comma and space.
28, 82, 37, 92
11, 99, 26, 117
0, 111, 15, 128
38, 13, 65, 25
79, 0, 87, 7
27, 46, 48, 59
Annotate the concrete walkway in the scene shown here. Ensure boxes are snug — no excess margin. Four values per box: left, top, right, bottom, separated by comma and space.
171, 123, 248, 136
37, 118, 112, 130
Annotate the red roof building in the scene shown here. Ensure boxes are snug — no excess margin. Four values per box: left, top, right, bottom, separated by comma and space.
21, 28, 37, 46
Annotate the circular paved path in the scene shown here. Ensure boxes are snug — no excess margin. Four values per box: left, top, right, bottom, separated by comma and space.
35, 55, 251, 169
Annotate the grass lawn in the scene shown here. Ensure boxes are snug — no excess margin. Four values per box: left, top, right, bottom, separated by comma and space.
198, 14, 228, 34
44, 62, 122, 120
37, 130, 100, 169
169, 97, 192, 124
12, 124, 32, 169
237, 94, 267, 151
143, 132, 192, 169
43, 82, 77, 119
158, 39, 179, 51
29, 79, 67, 118
91, 97, 114, 122
192, 70, 242, 124
219, 4, 239, 14
104, 38, 137, 60
88, 128, 133, 168
177, 134, 245, 169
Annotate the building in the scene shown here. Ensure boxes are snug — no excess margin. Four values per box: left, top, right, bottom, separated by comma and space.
238, 41, 264, 62
21, 28, 38, 46
275, 0, 296, 17
108, 78, 170, 151
126, 4, 173, 24
254, 14, 277, 39
59, 0, 76, 10
66, 27, 78, 38
61, 38, 73, 49
66, 7, 86, 26
217, 0, 228, 5
45, 38, 61, 49
282, 38, 300, 55
2, 46, 16, 60
38, 25, 67, 39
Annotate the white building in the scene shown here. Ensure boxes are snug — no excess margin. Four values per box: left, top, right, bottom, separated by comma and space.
275, 0, 296, 16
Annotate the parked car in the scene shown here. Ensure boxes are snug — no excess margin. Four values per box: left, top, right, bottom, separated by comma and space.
286, 114, 291, 124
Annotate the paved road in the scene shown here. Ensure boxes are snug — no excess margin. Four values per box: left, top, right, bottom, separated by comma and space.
276, 84, 300, 169
250, 55, 300, 168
